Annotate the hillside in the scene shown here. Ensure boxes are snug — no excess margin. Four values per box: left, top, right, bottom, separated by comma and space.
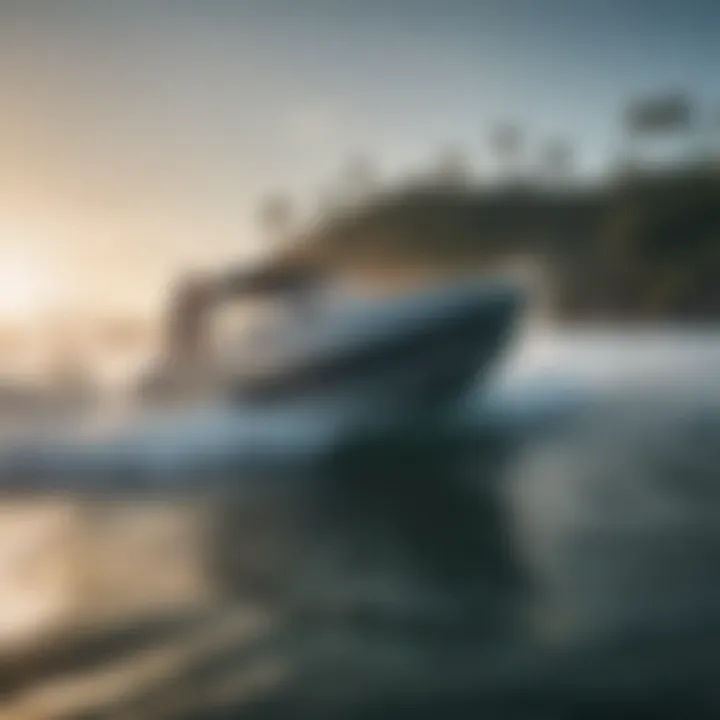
284, 163, 720, 321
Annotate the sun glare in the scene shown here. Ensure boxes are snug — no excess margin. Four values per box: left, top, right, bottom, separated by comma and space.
0, 247, 48, 322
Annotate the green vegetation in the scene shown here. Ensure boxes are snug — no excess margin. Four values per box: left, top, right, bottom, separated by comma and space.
277, 161, 720, 321
265, 94, 720, 320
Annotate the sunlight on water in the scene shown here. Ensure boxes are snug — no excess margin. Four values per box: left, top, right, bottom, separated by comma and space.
0, 499, 212, 652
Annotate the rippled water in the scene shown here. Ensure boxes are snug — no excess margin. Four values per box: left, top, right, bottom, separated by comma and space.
2, 327, 720, 718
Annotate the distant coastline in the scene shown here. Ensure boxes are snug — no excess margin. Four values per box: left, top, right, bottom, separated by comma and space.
271, 160, 720, 323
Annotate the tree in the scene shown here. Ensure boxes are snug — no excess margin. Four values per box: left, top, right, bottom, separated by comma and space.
621, 92, 696, 170
624, 93, 693, 136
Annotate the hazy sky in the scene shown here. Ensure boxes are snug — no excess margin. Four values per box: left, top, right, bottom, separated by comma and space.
0, 0, 718, 317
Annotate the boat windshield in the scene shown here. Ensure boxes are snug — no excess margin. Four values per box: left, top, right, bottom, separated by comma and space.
207, 280, 361, 375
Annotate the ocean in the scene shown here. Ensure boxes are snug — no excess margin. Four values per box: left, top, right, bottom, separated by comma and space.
1, 325, 720, 718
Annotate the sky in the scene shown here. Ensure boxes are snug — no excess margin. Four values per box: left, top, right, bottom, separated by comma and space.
0, 0, 718, 320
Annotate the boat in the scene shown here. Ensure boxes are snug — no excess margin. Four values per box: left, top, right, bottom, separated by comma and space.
0, 268, 528, 488
142, 264, 524, 414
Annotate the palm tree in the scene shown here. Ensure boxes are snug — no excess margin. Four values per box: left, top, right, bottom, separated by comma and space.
621, 93, 695, 170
